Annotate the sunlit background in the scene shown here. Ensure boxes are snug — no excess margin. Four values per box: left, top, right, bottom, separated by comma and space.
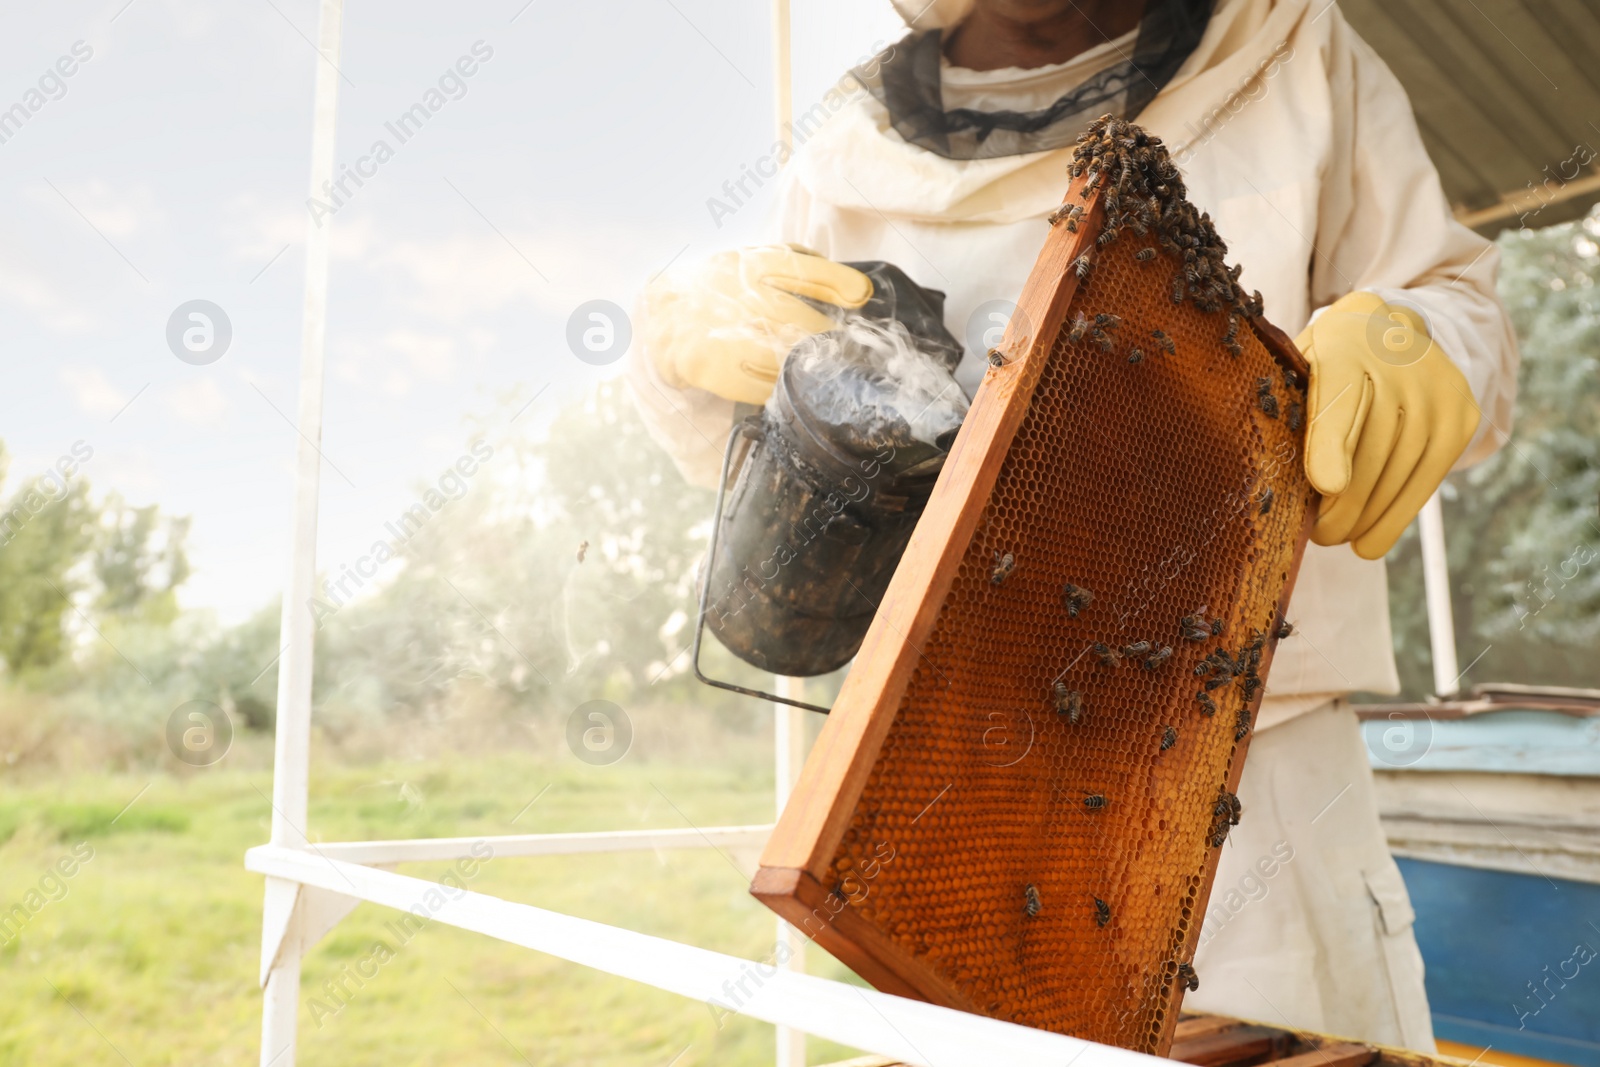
2, 1, 1599, 1064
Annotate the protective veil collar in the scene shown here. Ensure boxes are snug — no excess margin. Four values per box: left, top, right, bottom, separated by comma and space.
857, 0, 1217, 159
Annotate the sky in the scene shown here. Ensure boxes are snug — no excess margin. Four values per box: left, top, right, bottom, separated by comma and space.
2, 0, 907, 622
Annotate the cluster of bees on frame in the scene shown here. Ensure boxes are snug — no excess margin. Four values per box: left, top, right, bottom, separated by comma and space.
994, 545, 1298, 942
1048, 115, 1264, 319
1032, 116, 1309, 432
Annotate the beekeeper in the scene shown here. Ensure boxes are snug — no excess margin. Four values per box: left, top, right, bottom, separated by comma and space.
629, 0, 1518, 1050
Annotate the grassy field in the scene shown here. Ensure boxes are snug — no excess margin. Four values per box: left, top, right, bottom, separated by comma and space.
0, 734, 866, 1066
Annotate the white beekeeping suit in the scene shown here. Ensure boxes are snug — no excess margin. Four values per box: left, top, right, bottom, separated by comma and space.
630, 0, 1518, 1048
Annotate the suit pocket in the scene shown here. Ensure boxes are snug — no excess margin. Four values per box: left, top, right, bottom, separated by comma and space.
1363, 858, 1435, 1051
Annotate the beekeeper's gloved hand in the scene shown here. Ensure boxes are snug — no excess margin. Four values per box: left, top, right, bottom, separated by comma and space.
639, 245, 873, 405
1299, 291, 1481, 560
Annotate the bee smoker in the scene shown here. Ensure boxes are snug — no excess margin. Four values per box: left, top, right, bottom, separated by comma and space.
691, 262, 968, 710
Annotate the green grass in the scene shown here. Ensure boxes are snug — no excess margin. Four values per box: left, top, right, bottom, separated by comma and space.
0, 744, 866, 1066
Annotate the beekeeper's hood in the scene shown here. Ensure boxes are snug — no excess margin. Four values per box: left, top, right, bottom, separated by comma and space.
869, 0, 1217, 158
795, 0, 1304, 221
889, 0, 974, 29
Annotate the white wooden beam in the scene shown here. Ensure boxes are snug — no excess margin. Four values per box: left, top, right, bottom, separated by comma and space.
312, 825, 773, 865
246, 844, 1167, 1067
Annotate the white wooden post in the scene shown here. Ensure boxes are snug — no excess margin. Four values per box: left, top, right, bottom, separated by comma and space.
260, 1, 345, 1062
770, 1, 805, 1063
1417, 491, 1460, 698
774, 676, 809, 1067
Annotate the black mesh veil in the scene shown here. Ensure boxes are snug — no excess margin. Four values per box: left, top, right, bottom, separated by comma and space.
852, 1, 1215, 159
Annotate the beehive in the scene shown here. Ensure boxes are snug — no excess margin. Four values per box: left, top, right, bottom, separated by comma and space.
752, 118, 1317, 1054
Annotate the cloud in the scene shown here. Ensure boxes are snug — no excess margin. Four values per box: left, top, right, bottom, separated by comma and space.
162, 376, 228, 425
35, 179, 161, 240
58, 366, 129, 415
0, 261, 99, 334
383, 329, 455, 380
220, 193, 304, 264
352, 220, 685, 323
365, 231, 560, 319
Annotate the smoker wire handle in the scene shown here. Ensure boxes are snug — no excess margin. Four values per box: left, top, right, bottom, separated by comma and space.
691, 417, 834, 715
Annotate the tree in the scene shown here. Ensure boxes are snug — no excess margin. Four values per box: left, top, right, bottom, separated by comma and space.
1383, 211, 1600, 698
94, 496, 191, 625
308, 377, 762, 728
0, 448, 98, 675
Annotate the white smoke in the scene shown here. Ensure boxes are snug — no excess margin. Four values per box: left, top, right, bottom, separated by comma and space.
781, 316, 968, 447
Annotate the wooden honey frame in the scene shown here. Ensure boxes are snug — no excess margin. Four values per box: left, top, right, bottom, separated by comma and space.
752, 161, 1318, 1054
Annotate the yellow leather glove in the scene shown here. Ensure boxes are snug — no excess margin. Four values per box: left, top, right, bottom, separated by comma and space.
638, 245, 873, 405
1299, 291, 1481, 560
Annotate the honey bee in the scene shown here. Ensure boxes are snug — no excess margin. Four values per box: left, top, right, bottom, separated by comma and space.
1211, 618, 1225, 636
1095, 313, 1122, 330
990, 551, 1016, 585
1179, 606, 1211, 642
1143, 645, 1173, 671
1224, 341, 1243, 359
1177, 962, 1199, 992
1084, 794, 1108, 810
1094, 897, 1112, 927
1235, 706, 1253, 741
1287, 401, 1304, 431
1122, 640, 1153, 657
1223, 314, 1240, 346
987, 348, 1005, 368
1074, 253, 1095, 281
1151, 329, 1176, 355
1054, 683, 1084, 724
1258, 392, 1280, 418
1135, 247, 1157, 263
1127, 347, 1145, 364
1171, 275, 1186, 304
1196, 690, 1217, 716
1257, 487, 1275, 515
1097, 228, 1119, 247
1090, 328, 1115, 354
1048, 201, 1084, 227
1160, 726, 1178, 751
1284, 367, 1301, 390
1068, 312, 1090, 342
1092, 642, 1124, 667
1276, 617, 1295, 639
1025, 883, 1042, 918
1062, 583, 1094, 617
1210, 790, 1242, 845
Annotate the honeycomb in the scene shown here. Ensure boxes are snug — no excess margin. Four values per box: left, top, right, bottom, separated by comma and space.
754, 119, 1314, 1054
